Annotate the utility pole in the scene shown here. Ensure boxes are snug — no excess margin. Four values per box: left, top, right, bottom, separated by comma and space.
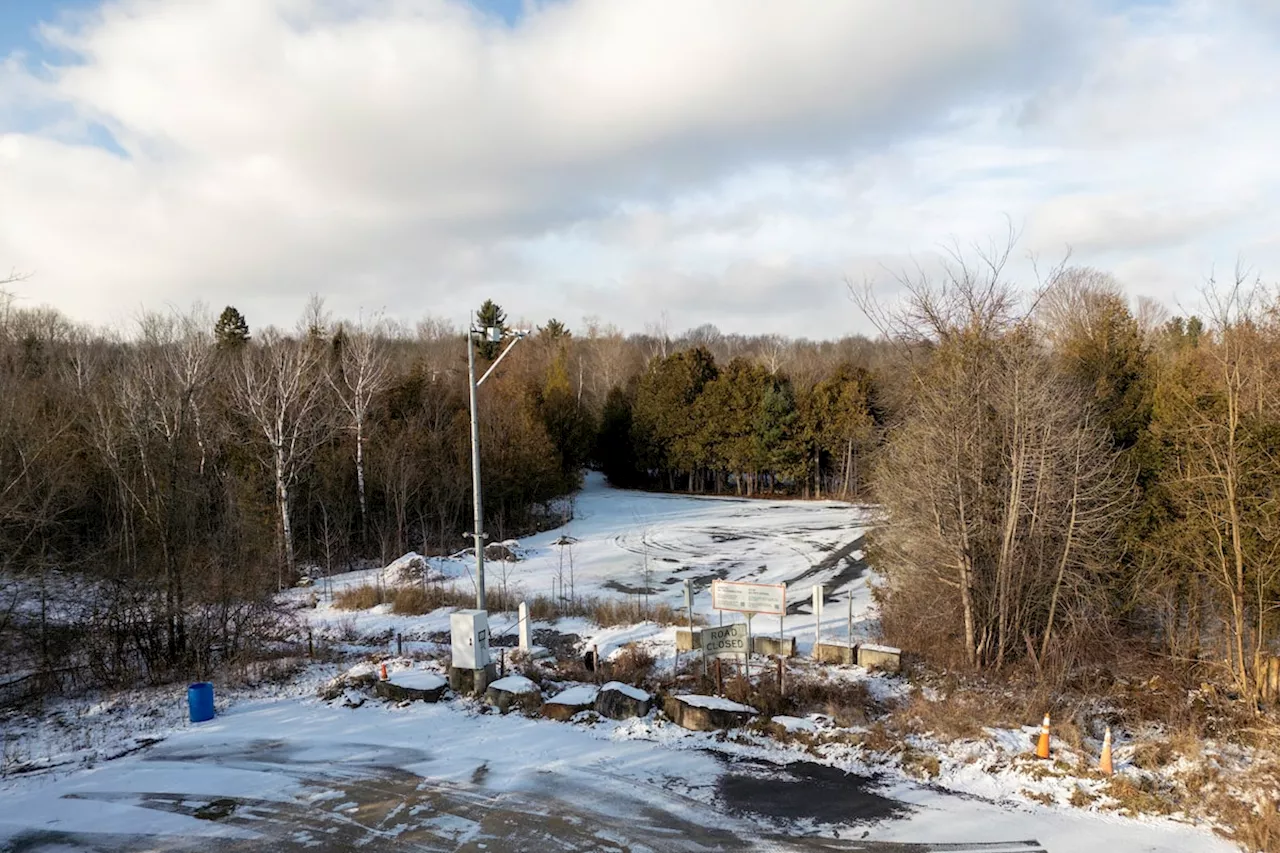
466, 324, 528, 612
467, 329, 487, 611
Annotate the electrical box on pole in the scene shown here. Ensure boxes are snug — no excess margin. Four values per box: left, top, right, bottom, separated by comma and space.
450, 610, 492, 670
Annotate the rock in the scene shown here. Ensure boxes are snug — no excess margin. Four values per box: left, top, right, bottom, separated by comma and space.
751, 635, 796, 657
813, 642, 856, 665
542, 685, 599, 722
448, 663, 498, 696
663, 694, 758, 731
484, 674, 542, 714
857, 643, 902, 673
594, 681, 652, 720
375, 670, 448, 703
675, 627, 702, 652
340, 688, 366, 708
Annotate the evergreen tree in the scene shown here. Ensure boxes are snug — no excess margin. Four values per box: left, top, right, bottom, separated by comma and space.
215, 306, 250, 349
475, 299, 508, 360
538, 318, 570, 340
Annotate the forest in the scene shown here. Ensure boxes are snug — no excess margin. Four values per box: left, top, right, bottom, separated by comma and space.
3, 248, 1280, 706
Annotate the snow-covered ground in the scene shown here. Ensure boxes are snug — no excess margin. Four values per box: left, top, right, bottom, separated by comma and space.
0, 690, 1235, 852
0, 475, 1239, 851
302, 472, 877, 659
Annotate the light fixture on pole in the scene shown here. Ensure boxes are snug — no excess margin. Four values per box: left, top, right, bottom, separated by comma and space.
466, 323, 527, 612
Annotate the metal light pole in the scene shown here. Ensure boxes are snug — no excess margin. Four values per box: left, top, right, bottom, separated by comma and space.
467, 325, 527, 612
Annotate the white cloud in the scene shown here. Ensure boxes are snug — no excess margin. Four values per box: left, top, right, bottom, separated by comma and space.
0, 0, 1278, 337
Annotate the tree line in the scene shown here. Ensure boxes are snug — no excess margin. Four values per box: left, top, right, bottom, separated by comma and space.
4, 248, 1280, 702
0, 286, 880, 692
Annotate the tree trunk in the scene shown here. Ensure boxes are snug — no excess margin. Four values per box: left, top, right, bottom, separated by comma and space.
356, 417, 367, 547
275, 446, 293, 590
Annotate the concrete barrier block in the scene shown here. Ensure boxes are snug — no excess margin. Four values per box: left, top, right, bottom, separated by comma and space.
751, 635, 797, 657
857, 643, 902, 673
675, 627, 702, 652
813, 642, 856, 665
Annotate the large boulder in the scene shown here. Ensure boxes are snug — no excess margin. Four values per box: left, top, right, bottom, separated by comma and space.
375, 669, 448, 703
664, 694, 758, 731
542, 685, 599, 722
484, 674, 542, 714
594, 681, 652, 720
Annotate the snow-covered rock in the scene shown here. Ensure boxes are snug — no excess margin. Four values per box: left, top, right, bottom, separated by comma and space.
595, 681, 651, 720
664, 694, 757, 731
381, 552, 428, 585
375, 669, 449, 703
485, 674, 542, 714
542, 685, 600, 721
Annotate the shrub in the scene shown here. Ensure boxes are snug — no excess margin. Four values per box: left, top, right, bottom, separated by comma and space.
608, 643, 656, 686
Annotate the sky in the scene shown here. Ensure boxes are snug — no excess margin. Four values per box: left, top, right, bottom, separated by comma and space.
2, 0, 1280, 339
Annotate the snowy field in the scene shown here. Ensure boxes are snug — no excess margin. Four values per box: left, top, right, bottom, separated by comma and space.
0, 475, 1238, 852
304, 471, 879, 659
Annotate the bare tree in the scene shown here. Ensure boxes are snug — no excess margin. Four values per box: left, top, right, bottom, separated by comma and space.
330, 318, 391, 548
234, 329, 330, 587
859, 243, 1127, 673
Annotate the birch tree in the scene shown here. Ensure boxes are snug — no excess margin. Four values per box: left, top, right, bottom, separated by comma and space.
330, 320, 390, 547
235, 330, 329, 587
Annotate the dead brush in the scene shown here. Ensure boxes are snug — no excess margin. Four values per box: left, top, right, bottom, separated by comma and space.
607, 643, 656, 686
890, 686, 1020, 740
788, 674, 879, 728
390, 585, 471, 615
333, 584, 386, 610
722, 672, 790, 718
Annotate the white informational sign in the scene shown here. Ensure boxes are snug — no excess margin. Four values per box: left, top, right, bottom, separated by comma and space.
700, 622, 749, 658
711, 579, 786, 616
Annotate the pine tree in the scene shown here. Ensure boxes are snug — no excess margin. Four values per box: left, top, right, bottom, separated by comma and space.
475, 300, 508, 360
214, 306, 250, 349
538, 318, 570, 340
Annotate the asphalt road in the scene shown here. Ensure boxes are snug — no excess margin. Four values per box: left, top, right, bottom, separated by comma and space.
1, 738, 1046, 853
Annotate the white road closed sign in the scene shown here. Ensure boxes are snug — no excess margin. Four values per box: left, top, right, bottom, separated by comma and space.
711, 580, 786, 616
700, 622, 749, 657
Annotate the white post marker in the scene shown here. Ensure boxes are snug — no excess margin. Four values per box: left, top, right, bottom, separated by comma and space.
847, 593, 853, 654
744, 612, 754, 680
812, 584, 824, 646
518, 601, 531, 653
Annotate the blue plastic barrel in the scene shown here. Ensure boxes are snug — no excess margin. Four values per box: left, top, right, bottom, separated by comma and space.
188, 681, 215, 723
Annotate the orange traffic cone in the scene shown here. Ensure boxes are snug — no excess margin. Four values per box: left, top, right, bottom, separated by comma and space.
1099, 726, 1113, 775
1035, 713, 1051, 759
379, 662, 388, 680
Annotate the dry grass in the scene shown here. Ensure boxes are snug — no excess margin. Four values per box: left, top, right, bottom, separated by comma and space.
391, 585, 473, 615
332, 584, 387, 610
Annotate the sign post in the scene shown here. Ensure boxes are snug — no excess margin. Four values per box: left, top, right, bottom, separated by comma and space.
847, 593, 853, 656
711, 580, 785, 683
812, 584, 824, 646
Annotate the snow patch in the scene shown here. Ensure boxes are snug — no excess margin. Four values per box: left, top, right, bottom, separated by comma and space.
674, 694, 758, 714
548, 685, 599, 706
599, 681, 649, 702
487, 675, 540, 694
388, 670, 447, 691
